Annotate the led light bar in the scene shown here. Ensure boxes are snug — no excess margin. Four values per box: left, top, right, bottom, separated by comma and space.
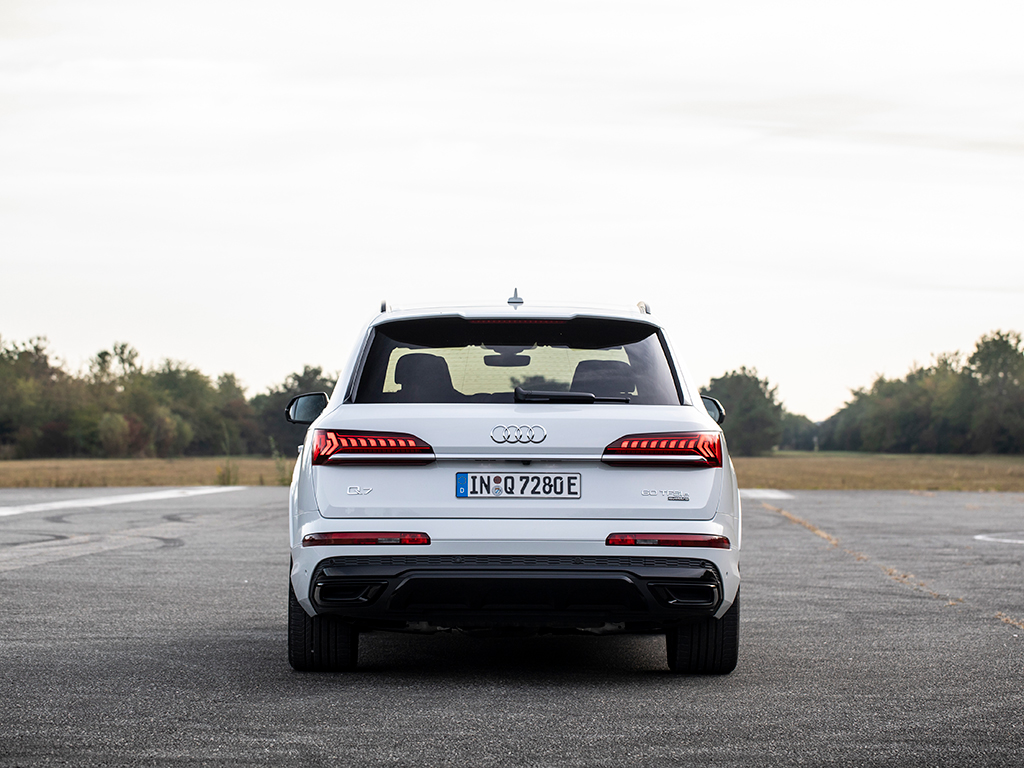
468, 319, 567, 325
302, 532, 431, 547
606, 533, 730, 549
602, 432, 722, 468
311, 429, 435, 465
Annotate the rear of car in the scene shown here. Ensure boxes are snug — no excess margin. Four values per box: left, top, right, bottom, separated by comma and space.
287, 302, 740, 674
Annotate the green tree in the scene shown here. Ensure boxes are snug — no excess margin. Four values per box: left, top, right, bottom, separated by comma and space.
821, 372, 937, 453
147, 360, 217, 454
704, 367, 784, 456
820, 330, 1024, 454
916, 352, 973, 453
0, 336, 97, 457
215, 373, 261, 455
967, 331, 1024, 453
250, 366, 337, 456
779, 410, 817, 451
97, 413, 129, 457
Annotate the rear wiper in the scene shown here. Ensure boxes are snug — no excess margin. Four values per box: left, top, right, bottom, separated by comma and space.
514, 386, 630, 404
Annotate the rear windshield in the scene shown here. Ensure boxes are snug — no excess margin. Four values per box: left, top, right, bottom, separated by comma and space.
353, 317, 681, 405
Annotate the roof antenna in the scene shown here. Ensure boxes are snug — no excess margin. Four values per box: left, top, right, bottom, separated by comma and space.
637, 301, 652, 315
508, 288, 524, 309
380, 300, 389, 313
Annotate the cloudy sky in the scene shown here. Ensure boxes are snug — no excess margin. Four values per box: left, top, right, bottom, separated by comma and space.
2, 0, 1022, 420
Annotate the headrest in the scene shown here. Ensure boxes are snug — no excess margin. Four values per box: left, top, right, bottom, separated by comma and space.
570, 360, 635, 398
394, 353, 454, 390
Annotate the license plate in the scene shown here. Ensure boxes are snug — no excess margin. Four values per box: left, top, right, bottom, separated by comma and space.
456, 472, 581, 499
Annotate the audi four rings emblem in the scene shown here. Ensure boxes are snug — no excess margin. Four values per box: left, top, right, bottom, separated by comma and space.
491, 425, 547, 443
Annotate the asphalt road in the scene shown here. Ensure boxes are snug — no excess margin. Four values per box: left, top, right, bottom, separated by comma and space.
1, 486, 1022, 767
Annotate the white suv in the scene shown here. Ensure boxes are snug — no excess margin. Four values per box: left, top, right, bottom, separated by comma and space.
286, 296, 740, 674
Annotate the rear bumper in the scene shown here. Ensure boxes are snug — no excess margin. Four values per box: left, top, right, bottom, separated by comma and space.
306, 554, 724, 631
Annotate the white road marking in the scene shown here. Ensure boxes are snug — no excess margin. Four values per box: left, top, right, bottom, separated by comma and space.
740, 489, 795, 500
0, 486, 247, 518
974, 533, 1024, 545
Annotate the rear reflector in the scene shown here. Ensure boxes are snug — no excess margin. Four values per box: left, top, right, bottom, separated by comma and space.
602, 432, 722, 468
312, 429, 434, 465
606, 533, 730, 549
302, 532, 431, 547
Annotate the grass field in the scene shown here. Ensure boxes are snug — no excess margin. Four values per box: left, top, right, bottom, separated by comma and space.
1, 452, 1024, 491
0, 457, 291, 488
734, 451, 1024, 492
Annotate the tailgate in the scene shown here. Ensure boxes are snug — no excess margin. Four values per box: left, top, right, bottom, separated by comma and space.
312, 403, 725, 521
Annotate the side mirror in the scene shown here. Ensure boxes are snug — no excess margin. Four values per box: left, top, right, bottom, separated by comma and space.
701, 395, 726, 426
285, 392, 329, 425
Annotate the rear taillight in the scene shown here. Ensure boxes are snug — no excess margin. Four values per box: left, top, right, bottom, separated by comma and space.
302, 532, 431, 546
601, 432, 722, 468
311, 429, 435, 465
606, 533, 730, 549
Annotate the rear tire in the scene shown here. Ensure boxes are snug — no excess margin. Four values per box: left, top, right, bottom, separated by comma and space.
289, 580, 359, 672
666, 589, 739, 674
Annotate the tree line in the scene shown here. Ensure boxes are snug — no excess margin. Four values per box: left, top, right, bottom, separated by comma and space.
2, 330, 1022, 459
705, 330, 1024, 456
818, 330, 1024, 454
0, 337, 335, 460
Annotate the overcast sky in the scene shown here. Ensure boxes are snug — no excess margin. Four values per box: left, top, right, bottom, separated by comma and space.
2, 0, 1022, 421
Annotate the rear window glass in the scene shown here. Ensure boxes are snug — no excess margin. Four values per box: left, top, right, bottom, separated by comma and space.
353, 317, 681, 405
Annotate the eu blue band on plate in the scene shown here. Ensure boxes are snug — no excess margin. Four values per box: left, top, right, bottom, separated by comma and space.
455, 473, 468, 497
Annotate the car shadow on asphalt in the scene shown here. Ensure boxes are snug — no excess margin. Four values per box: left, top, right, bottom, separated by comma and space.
354, 630, 669, 678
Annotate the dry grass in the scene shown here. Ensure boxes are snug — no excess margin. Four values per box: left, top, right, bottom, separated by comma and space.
1, 452, 1024, 490
734, 451, 1024, 491
0, 457, 291, 488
